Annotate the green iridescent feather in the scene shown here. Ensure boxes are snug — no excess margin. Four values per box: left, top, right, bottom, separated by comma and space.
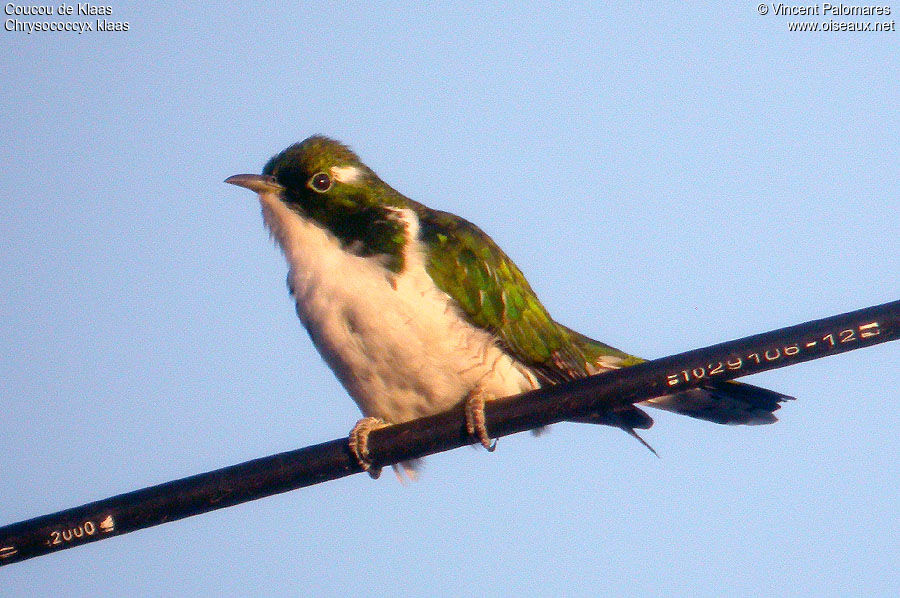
418, 208, 640, 382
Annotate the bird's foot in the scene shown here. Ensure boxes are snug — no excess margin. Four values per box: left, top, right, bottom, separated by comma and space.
465, 390, 497, 452
349, 416, 388, 479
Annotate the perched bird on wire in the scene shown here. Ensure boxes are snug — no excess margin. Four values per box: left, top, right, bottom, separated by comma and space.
227, 136, 792, 480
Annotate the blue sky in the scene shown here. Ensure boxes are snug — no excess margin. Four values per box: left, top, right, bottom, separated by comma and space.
1, 3, 898, 596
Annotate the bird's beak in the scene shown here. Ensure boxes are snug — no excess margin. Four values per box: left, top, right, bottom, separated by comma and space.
224, 174, 285, 194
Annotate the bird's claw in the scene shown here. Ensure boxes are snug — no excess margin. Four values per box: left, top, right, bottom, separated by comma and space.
465, 391, 497, 452
349, 416, 388, 479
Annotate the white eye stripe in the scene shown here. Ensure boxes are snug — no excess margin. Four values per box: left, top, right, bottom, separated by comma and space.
330, 165, 363, 184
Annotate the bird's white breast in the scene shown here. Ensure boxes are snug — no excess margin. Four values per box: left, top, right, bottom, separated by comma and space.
257, 191, 539, 423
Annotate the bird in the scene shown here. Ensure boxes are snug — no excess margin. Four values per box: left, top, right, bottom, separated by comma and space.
226, 135, 792, 480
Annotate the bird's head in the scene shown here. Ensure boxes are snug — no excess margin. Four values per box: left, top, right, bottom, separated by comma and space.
226, 136, 405, 225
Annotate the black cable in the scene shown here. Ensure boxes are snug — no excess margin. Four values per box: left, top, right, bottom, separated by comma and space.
1, 299, 897, 566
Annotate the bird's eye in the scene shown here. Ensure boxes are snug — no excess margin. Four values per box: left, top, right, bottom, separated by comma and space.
309, 172, 332, 192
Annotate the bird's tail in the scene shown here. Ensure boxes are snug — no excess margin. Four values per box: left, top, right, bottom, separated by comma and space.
572, 381, 793, 455
558, 327, 794, 452
640, 380, 794, 425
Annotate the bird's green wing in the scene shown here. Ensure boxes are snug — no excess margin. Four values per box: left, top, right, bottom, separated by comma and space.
417, 208, 638, 382
416, 207, 788, 437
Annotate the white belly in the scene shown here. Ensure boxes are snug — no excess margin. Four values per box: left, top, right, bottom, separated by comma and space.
258, 193, 540, 423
